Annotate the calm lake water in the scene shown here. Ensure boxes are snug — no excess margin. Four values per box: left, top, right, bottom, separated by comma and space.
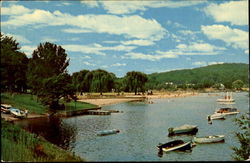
14, 92, 249, 161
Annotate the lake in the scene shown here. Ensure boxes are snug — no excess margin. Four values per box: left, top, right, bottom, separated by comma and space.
14, 92, 249, 161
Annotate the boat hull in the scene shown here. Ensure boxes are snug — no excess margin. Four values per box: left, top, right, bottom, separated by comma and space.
193, 135, 225, 144
157, 140, 192, 153
168, 125, 198, 136
97, 129, 120, 136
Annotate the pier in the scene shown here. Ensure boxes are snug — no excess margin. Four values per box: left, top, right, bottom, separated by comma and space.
87, 110, 111, 115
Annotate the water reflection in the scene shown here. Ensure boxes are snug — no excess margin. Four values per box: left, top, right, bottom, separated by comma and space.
14, 116, 77, 150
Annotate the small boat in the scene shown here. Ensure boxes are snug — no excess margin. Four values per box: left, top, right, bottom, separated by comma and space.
193, 135, 225, 144
214, 107, 240, 115
97, 129, 120, 136
157, 140, 192, 153
217, 92, 235, 102
168, 124, 198, 136
207, 113, 226, 120
1, 104, 12, 114
10, 108, 28, 118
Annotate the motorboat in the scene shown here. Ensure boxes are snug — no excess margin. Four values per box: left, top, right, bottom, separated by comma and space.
217, 92, 235, 102
168, 124, 198, 136
97, 129, 120, 136
10, 108, 28, 118
157, 140, 192, 153
214, 107, 240, 115
207, 113, 226, 120
193, 135, 225, 144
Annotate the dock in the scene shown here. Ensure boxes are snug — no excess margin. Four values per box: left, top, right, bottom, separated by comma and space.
87, 110, 111, 115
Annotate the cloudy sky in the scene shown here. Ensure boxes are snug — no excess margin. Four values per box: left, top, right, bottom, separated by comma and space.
1, 0, 249, 77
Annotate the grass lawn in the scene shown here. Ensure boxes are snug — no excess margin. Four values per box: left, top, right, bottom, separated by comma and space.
1, 93, 97, 114
1, 120, 84, 162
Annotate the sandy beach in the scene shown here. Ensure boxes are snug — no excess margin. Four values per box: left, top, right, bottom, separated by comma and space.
77, 91, 199, 107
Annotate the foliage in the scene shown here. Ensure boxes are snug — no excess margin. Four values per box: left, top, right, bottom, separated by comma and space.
232, 80, 244, 90
26, 42, 75, 109
0, 33, 29, 92
232, 114, 250, 161
124, 71, 148, 95
1, 120, 84, 162
147, 63, 249, 90
72, 69, 90, 95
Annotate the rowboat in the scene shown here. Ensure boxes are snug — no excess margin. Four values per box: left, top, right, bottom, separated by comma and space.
193, 135, 225, 144
97, 129, 120, 136
157, 140, 192, 153
207, 113, 226, 120
168, 124, 198, 136
10, 108, 28, 118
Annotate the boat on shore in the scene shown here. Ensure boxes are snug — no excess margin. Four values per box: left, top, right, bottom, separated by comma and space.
97, 129, 120, 136
193, 135, 225, 144
217, 92, 235, 102
1, 104, 12, 114
157, 140, 193, 153
207, 113, 226, 120
10, 108, 28, 119
168, 124, 198, 136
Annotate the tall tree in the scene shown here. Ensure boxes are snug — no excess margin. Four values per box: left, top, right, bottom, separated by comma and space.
124, 71, 148, 95
27, 42, 73, 109
0, 33, 28, 92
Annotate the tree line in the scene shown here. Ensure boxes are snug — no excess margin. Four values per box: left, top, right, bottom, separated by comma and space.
0, 33, 148, 109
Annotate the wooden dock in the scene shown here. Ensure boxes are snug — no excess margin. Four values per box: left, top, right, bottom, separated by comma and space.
87, 110, 111, 115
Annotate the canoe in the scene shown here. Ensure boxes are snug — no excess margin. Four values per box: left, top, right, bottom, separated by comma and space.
207, 113, 226, 120
157, 140, 192, 153
10, 108, 28, 118
168, 124, 198, 136
97, 129, 120, 136
193, 135, 225, 144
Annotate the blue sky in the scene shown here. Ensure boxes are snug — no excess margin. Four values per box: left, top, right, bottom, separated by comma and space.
1, 0, 249, 77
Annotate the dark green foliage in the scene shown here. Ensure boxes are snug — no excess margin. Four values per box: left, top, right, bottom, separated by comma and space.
147, 63, 249, 90
72, 69, 90, 95
0, 33, 29, 92
27, 42, 74, 109
232, 80, 244, 90
232, 114, 250, 161
124, 71, 148, 95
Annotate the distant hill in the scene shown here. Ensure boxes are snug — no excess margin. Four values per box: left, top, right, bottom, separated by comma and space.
146, 63, 249, 89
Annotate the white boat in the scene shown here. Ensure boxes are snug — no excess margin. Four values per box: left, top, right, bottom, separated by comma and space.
217, 92, 235, 102
157, 140, 192, 152
1, 104, 12, 113
10, 108, 28, 118
207, 113, 226, 120
168, 124, 198, 136
193, 135, 225, 144
214, 107, 240, 115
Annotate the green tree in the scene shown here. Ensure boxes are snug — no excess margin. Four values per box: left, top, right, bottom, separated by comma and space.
90, 69, 115, 95
232, 114, 250, 161
124, 71, 148, 95
232, 80, 244, 90
27, 42, 73, 109
72, 70, 90, 95
0, 33, 29, 93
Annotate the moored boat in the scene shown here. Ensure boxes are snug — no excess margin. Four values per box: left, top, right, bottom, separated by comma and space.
168, 124, 198, 136
207, 113, 226, 120
97, 129, 120, 136
214, 107, 240, 115
157, 140, 192, 153
10, 108, 28, 118
193, 135, 225, 144
217, 92, 235, 102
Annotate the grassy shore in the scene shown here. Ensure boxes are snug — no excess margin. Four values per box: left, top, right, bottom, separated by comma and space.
1, 93, 97, 114
1, 120, 84, 162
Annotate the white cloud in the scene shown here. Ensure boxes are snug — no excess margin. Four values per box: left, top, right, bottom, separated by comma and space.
81, 1, 100, 8
192, 61, 207, 66
121, 39, 154, 46
201, 25, 248, 50
111, 63, 127, 67
41, 37, 58, 43
99, 1, 205, 14
124, 52, 178, 61
244, 49, 249, 54
176, 42, 225, 52
204, 0, 248, 26
2, 7, 166, 41
63, 43, 136, 56
83, 61, 95, 66
208, 62, 224, 65
4, 33, 31, 44
1, 4, 32, 15
19, 45, 36, 57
